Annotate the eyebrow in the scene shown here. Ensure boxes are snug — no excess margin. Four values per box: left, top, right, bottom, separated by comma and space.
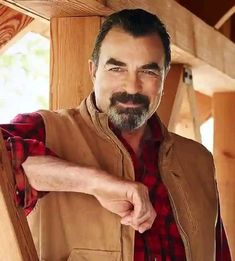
105, 58, 162, 72
140, 62, 162, 72
105, 58, 126, 67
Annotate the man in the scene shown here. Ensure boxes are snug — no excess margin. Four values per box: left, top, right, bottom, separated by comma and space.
1, 9, 231, 261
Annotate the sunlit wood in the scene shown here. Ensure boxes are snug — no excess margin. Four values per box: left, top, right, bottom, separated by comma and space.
0, 131, 38, 260
50, 16, 101, 109
213, 92, 235, 260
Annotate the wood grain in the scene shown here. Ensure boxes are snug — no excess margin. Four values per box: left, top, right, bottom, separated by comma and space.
213, 92, 235, 260
158, 64, 201, 142
158, 64, 184, 128
0, 131, 38, 260
0, 4, 33, 53
195, 91, 211, 124
50, 16, 101, 109
2, 0, 112, 19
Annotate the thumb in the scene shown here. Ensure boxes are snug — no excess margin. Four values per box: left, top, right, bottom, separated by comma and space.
120, 212, 133, 225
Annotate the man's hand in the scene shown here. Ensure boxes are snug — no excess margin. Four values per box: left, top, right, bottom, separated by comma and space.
92, 173, 157, 233
23, 156, 156, 233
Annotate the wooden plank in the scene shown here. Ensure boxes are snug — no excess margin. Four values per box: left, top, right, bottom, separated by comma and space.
2, 0, 112, 20
158, 64, 184, 128
29, 19, 50, 39
0, 130, 38, 260
107, 0, 235, 95
0, 4, 34, 54
213, 92, 235, 260
50, 16, 101, 109
158, 64, 201, 142
177, 0, 234, 27
195, 91, 211, 124
215, 5, 235, 29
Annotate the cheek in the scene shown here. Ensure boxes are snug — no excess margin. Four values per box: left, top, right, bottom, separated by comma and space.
97, 72, 125, 94
94, 73, 124, 111
144, 80, 163, 99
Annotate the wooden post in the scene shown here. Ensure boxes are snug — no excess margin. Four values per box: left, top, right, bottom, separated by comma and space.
50, 16, 101, 110
213, 92, 235, 260
158, 64, 201, 142
0, 131, 38, 260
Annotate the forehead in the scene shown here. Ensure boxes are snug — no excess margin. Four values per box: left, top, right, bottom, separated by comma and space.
99, 28, 165, 66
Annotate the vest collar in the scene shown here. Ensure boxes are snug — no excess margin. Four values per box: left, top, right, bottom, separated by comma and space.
79, 92, 177, 172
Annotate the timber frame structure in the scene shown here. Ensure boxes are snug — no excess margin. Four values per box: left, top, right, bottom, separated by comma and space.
0, 0, 234, 260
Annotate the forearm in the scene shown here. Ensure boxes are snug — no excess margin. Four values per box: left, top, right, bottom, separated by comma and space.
22, 155, 112, 195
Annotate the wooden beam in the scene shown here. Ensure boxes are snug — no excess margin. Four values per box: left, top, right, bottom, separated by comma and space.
106, 0, 235, 96
195, 91, 211, 125
29, 19, 50, 39
158, 64, 184, 128
213, 92, 235, 260
0, 4, 34, 54
2, 0, 112, 20
215, 5, 235, 29
158, 64, 201, 142
50, 16, 101, 109
177, 0, 235, 28
0, 131, 38, 260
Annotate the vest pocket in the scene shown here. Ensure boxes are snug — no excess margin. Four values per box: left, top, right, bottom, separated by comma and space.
67, 249, 121, 261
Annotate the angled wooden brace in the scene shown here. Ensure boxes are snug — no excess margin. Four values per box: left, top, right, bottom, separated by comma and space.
158, 64, 201, 143
0, 130, 38, 260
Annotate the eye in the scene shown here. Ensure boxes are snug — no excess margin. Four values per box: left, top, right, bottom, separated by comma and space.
141, 69, 159, 77
109, 67, 124, 72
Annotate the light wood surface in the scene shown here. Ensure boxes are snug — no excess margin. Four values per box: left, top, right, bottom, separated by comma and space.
2, 0, 112, 19
215, 5, 235, 29
213, 92, 235, 260
0, 4, 34, 54
158, 64, 184, 128
158, 64, 201, 142
195, 91, 211, 124
0, 131, 38, 260
50, 16, 101, 109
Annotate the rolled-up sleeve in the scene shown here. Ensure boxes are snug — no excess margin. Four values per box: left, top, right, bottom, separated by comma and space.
1, 112, 55, 215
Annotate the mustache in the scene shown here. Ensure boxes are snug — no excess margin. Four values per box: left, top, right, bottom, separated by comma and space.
110, 92, 150, 107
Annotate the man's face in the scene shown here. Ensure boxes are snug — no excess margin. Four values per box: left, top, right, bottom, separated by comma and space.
89, 28, 166, 132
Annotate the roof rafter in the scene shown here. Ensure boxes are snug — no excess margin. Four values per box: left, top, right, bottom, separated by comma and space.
0, 4, 34, 54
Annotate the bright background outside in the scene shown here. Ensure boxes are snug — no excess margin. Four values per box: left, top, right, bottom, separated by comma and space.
0, 32, 213, 152
0, 32, 49, 123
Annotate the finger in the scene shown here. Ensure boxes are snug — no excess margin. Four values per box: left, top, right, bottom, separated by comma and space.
138, 220, 153, 234
132, 207, 157, 231
120, 211, 134, 225
132, 187, 148, 221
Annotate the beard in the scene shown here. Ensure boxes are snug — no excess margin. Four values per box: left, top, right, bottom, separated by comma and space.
107, 92, 150, 132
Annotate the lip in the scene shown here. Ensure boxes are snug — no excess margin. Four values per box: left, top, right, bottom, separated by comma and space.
117, 101, 143, 108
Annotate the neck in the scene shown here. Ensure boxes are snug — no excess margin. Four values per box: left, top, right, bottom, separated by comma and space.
121, 123, 148, 156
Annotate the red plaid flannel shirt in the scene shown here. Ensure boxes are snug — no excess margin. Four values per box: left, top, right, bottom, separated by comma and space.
0, 112, 231, 260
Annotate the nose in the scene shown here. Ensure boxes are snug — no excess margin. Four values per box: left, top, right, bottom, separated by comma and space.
123, 72, 141, 94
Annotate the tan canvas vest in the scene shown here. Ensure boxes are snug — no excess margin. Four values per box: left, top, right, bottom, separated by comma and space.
27, 94, 218, 261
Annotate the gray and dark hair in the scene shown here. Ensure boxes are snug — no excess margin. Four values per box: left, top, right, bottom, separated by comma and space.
91, 9, 171, 70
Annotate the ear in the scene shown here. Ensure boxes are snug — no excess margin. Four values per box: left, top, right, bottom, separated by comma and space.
88, 59, 97, 83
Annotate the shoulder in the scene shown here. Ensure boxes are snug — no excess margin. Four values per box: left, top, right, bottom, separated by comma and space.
170, 132, 214, 166
10, 112, 43, 124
